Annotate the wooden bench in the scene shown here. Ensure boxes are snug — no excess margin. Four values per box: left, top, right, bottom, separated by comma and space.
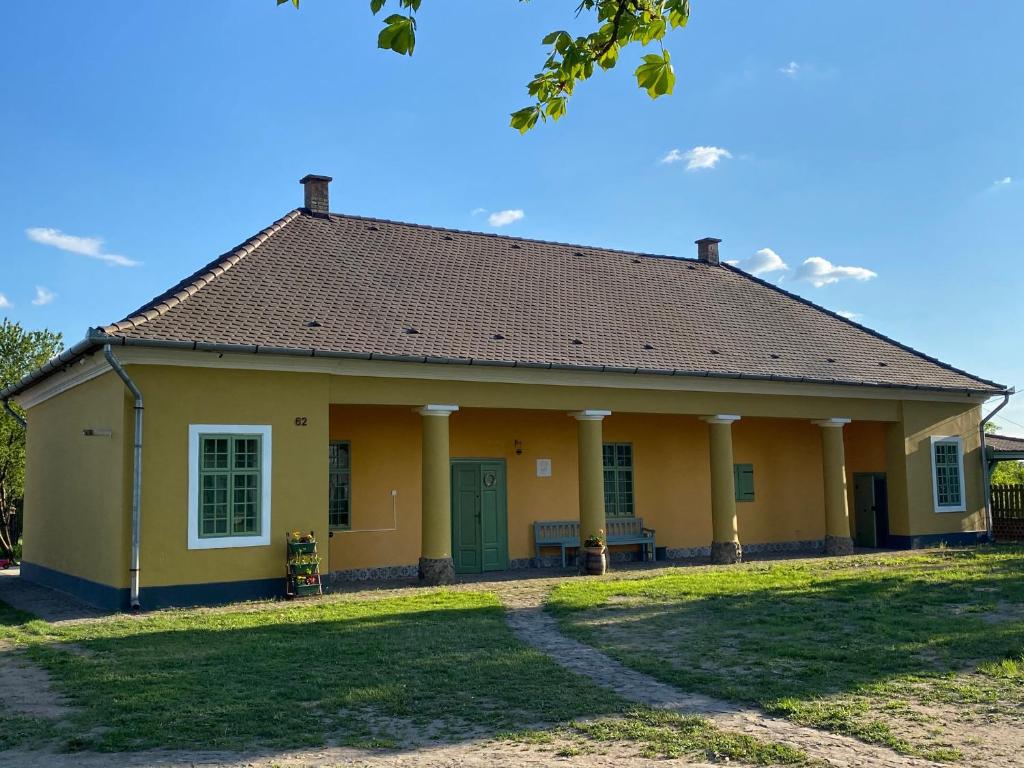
534, 518, 656, 567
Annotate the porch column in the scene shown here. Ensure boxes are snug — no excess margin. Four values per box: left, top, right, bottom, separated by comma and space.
815, 418, 854, 556
570, 410, 611, 547
418, 404, 459, 584
702, 415, 742, 564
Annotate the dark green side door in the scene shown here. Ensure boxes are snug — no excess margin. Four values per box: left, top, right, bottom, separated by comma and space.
451, 459, 508, 574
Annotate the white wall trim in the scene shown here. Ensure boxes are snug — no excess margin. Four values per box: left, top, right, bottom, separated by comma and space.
16, 345, 990, 411
188, 424, 273, 550
416, 404, 459, 416
929, 435, 967, 514
813, 417, 852, 428
570, 409, 612, 421
701, 414, 742, 424
15, 353, 111, 410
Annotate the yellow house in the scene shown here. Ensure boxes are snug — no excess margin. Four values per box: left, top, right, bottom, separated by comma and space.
1, 174, 1011, 610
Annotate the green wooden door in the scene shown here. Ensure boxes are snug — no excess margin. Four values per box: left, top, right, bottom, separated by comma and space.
853, 473, 877, 548
451, 460, 508, 574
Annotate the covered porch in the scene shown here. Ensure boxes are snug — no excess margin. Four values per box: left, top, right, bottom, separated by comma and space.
323, 403, 890, 584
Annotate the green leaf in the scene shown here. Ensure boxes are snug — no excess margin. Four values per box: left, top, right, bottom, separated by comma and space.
509, 106, 542, 133
544, 96, 567, 121
378, 14, 416, 55
634, 50, 675, 98
370, 0, 386, 14
277, 0, 299, 7
641, 17, 666, 45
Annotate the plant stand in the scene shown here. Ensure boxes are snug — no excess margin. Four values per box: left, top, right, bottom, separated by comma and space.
285, 531, 324, 598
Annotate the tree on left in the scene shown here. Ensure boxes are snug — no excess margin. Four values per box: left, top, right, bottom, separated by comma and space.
0, 319, 62, 560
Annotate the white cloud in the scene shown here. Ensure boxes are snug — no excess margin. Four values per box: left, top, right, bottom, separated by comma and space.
836, 309, 862, 321
470, 207, 487, 216
0, 293, 11, 309
32, 286, 56, 306
795, 256, 877, 288
731, 247, 789, 276
661, 146, 733, 171
995, 176, 1012, 186
26, 227, 139, 267
487, 209, 525, 227
779, 61, 800, 77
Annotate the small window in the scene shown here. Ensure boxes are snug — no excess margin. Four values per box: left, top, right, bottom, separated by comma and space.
931, 437, 966, 512
329, 441, 352, 530
603, 442, 634, 517
734, 463, 755, 502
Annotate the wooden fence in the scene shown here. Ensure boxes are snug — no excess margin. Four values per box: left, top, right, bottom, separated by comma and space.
992, 484, 1024, 540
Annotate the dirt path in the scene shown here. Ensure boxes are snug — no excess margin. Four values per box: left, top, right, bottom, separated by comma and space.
0, 568, 106, 624
498, 584, 941, 768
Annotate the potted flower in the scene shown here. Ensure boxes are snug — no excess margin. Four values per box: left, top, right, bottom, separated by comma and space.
580, 529, 608, 575
289, 553, 321, 575
287, 530, 317, 555
292, 573, 321, 596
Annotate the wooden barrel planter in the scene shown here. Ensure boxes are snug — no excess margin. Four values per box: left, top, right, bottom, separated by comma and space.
580, 545, 608, 576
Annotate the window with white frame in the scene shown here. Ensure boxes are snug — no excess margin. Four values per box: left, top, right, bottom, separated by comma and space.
188, 425, 272, 549
930, 436, 966, 513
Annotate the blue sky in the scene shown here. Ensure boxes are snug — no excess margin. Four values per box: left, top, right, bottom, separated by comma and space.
1, 1, 1022, 430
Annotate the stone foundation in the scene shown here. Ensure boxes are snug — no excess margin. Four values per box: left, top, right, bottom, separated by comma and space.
825, 535, 854, 556
418, 557, 455, 585
326, 564, 418, 583
325, 538, 831, 583
711, 540, 742, 564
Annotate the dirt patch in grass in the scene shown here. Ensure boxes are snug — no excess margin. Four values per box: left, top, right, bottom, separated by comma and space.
0, 646, 72, 719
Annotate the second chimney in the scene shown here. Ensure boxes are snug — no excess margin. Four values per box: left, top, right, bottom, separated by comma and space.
299, 174, 333, 216
695, 237, 722, 265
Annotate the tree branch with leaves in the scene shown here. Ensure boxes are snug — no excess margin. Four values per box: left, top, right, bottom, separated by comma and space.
277, 0, 689, 132
0, 319, 62, 560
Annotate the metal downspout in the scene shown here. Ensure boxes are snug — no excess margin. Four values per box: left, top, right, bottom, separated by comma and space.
103, 345, 143, 611
979, 388, 1014, 542
2, 397, 27, 429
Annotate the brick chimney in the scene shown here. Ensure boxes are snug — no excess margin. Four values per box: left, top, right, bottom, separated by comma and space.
695, 237, 722, 265
299, 174, 333, 216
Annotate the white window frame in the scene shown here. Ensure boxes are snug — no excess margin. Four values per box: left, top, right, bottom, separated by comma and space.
930, 435, 966, 513
188, 424, 273, 550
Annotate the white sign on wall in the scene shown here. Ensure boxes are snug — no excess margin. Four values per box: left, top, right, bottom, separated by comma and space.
536, 458, 552, 477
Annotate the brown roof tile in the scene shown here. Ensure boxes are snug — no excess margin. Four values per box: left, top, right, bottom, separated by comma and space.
94, 210, 1001, 394
988, 434, 1024, 452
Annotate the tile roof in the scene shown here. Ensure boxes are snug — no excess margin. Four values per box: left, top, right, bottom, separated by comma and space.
988, 434, 1024, 453
92, 209, 1005, 394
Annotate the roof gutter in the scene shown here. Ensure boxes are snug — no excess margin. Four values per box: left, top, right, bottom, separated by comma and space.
979, 388, 1014, 542
103, 344, 144, 611
2, 397, 26, 430
0, 330, 1010, 403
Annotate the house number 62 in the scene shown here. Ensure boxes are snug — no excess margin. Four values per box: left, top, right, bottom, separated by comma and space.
294, 417, 308, 426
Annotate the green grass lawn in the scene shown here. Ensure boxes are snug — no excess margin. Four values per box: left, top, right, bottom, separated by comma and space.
547, 546, 1024, 762
0, 591, 621, 751
0, 590, 805, 763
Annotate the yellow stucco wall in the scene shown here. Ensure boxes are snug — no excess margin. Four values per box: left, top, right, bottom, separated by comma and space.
327, 405, 422, 572
127, 365, 329, 588
20, 357, 987, 594
23, 371, 129, 587
898, 401, 985, 536
844, 420, 889, 537
730, 418, 827, 544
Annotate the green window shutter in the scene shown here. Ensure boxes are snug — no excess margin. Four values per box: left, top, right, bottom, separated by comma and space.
734, 463, 755, 502
602, 442, 635, 517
